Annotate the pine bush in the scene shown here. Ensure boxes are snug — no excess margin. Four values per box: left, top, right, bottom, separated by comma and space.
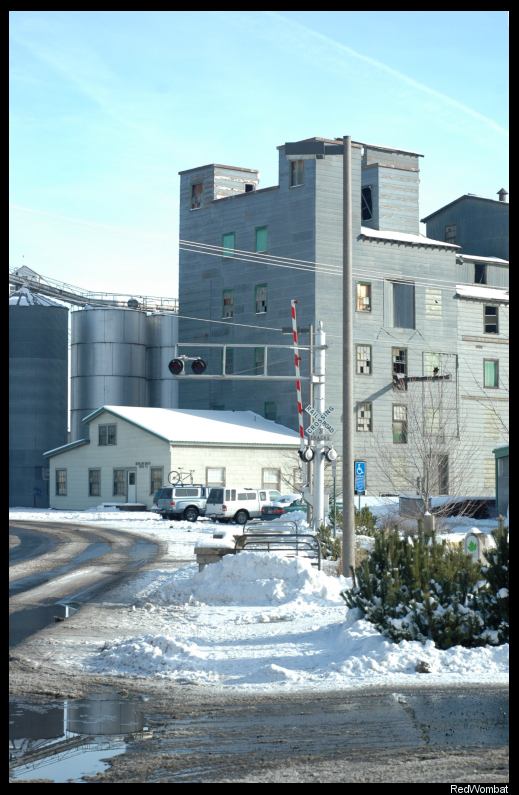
316, 524, 342, 560
345, 526, 486, 649
355, 505, 378, 537
477, 523, 509, 644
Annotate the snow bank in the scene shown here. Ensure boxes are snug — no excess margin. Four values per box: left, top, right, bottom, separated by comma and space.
141, 552, 350, 608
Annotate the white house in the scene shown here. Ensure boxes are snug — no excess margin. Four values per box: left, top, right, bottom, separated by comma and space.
43, 406, 301, 511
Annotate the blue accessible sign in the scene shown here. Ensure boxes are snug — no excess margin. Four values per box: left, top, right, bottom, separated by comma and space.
354, 461, 366, 494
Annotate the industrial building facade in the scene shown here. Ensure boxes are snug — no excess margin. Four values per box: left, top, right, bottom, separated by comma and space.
177, 138, 509, 498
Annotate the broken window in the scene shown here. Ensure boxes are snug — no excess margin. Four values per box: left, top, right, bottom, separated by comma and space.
445, 224, 457, 244
484, 305, 498, 333
290, 160, 304, 187
254, 347, 265, 375
255, 226, 268, 253
222, 232, 235, 258
264, 401, 277, 421
474, 262, 487, 284
484, 360, 498, 388
356, 345, 372, 375
89, 469, 101, 497
361, 186, 373, 222
393, 282, 415, 329
356, 282, 371, 312
392, 405, 407, 444
392, 348, 407, 376
425, 351, 442, 376
222, 289, 234, 318
245, 183, 254, 193
255, 284, 267, 314
191, 181, 203, 210
357, 403, 372, 432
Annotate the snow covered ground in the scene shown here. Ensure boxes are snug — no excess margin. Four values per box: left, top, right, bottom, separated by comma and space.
9, 507, 508, 692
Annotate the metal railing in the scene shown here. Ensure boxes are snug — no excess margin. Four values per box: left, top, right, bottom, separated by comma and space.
235, 521, 321, 569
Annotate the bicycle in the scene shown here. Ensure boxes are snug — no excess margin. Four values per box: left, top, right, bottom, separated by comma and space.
168, 468, 195, 485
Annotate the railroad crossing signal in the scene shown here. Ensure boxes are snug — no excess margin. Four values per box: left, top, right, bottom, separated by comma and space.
305, 404, 335, 436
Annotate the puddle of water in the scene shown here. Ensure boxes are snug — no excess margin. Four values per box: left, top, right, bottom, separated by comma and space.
9, 539, 111, 598
9, 603, 77, 649
128, 539, 158, 567
9, 694, 146, 783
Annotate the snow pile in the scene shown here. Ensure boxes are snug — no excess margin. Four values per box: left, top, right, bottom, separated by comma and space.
91, 611, 509, 687
140, 552, 350, 607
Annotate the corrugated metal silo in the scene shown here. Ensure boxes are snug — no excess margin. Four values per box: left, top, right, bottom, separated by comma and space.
146, 313, 179, 408
9, 288, 68, 507
70, 307, 147, 441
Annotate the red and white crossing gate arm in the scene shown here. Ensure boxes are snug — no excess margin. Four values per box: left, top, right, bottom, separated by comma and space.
290, 299, 304, 448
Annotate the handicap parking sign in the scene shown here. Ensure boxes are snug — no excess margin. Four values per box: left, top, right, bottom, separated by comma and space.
354, 461, 366, 494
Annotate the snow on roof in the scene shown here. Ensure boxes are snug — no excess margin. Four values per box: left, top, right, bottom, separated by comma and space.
83, 406, 302, 447
9, 287, 64, 307
360, 227, 460, 248
457, 254, 509, 265
456, 284, 509, 302
353, 141, 424, 157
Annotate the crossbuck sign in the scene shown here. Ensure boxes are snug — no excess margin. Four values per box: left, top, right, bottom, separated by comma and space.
305, 405, 335, 436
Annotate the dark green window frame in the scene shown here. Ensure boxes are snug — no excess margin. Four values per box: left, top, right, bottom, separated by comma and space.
254, 347, 265, 375
222, 289, 234, 318
254, 283, 268, 314
222, 232, 235, 259
255, 226, 268, 253
264, 401, 278, 421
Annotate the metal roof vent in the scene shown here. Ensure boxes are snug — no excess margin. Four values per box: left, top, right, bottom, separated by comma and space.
497, 188, 508, 202
127, 297, 140, 309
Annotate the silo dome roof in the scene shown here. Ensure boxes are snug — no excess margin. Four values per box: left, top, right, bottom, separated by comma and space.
9, 287, 64, 307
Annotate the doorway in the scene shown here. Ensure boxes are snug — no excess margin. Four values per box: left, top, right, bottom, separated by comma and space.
127, 471, 137, 503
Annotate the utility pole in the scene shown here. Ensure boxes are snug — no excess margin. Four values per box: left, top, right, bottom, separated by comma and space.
312, 321, 326, 531
342, 135, 356, 578
306, 323, 313, 526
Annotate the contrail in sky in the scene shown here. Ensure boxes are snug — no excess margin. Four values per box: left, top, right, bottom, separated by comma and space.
264, 12, 508, 138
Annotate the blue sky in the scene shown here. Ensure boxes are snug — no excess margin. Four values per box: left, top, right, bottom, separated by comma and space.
9, 11, 509, 298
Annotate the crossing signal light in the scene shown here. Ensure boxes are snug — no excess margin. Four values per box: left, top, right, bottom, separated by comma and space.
168, 359, 184, 375
191, 358, 207, 375
298, 447, 314, 462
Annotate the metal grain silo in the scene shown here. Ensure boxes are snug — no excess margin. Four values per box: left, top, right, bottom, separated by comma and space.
146, 313, 179, 408
9, 288, 68, 507
70, 306, 147, 441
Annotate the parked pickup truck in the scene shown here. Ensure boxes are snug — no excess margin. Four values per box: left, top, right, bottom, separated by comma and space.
153, 485, 209, 522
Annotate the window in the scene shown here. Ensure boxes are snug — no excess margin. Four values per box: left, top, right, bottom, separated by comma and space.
262, 468, 281, 489
89, 469, 101, 497
150, 467, 163, 495
191, 182, 203, 209
99, 424, 116, 446
361, 186, 373, 221
264, 401, 277, 421
356, 282, 371, 312
222, 233, 235, 259
255, 226, 268, 253
484, 305, 498, 334
113, 469, 126, 496
254, 347, 265, 375
425, 351, 442, 376
445, 224, 457, 244
255, 284, 268, 314
174, 488, 198, 497
245, 183, 254, 193
474, 262, 487, 284
356, 345, 372, 375
222, 347, 234, 374
56, 469, 67, 496
290, 160, 304, 187
484, 360, 498, 388
393, 282, 415, 329
357, 403, 372, 432
222, 289, 234, 318
225, 489, 237, 501
392, 405, 407, 444
206, 467, 225, 487
392, 348, 407, 376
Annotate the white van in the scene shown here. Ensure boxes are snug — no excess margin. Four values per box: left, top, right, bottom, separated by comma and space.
206, 486, 282, 525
